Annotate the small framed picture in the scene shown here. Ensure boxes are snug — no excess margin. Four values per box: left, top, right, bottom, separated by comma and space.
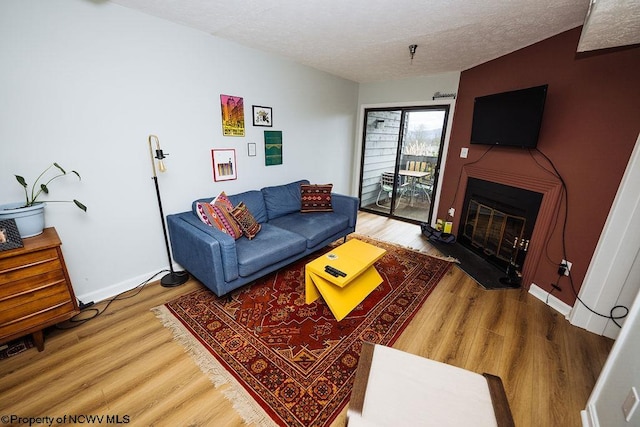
247, 143, 257, 157
252, 105, 272, 127
0, 219, 24, 251
211, 149, 237, 182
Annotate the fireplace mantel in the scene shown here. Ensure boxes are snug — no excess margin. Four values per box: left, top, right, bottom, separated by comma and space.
459, 165, 563, 288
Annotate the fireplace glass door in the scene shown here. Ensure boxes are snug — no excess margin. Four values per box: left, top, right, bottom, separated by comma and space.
463, 200, 526, 263
459, 178, 542, 276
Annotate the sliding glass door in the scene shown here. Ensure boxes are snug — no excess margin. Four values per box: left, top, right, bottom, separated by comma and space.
359, 106, 449, 224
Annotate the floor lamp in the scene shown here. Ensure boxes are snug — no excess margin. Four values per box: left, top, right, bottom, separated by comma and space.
148, 135, 189, 287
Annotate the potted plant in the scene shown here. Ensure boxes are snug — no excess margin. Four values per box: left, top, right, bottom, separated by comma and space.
0, 163, 87, 238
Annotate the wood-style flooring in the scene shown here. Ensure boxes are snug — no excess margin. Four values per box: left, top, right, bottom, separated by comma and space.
0, 211, 613, 426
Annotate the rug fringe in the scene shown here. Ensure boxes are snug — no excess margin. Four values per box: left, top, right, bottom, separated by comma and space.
152, 305, 278, 427
426, 253, 460, 263
351, 233, 460, 263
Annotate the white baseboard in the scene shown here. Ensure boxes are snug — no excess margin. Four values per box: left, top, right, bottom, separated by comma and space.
529, 283, 573, 318
581, 403, 600, 427
75, 267, 174, 305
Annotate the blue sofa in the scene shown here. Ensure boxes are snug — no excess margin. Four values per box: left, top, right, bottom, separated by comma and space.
166, 180, 359, 296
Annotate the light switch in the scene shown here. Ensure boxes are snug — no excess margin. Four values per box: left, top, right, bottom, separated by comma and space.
460, 147, 469, 158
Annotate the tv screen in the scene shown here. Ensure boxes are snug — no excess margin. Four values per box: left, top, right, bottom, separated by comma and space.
470, 84, 548, 148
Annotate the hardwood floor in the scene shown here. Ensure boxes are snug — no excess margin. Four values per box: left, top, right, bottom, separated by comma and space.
0, 211, 613, 426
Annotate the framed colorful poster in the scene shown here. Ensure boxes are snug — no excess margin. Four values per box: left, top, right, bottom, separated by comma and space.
212, 149, 237, 181
220, 94, 245, 137
264, 131, 282, 166
252, 105, 272, 127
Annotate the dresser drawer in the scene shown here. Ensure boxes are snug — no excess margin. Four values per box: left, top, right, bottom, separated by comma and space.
0, 270, 67, 301
0, 300, 76, 339
0, 279, 73, 324
0, 248, 62, 285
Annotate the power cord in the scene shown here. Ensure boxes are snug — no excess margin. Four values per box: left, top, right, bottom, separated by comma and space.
532, 147, 629, 328
526, 149, 567, 267
56, 269, 169, 330
448, 144, 495, 212
545, 273, 562, 304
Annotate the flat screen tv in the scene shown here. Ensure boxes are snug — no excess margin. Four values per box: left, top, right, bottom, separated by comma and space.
470, 84, 548, 148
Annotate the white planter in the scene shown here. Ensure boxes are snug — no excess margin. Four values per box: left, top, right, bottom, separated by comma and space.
0, 202, 45, 238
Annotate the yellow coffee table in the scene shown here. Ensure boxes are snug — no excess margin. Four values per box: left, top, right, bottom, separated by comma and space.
305, 239, 386, 321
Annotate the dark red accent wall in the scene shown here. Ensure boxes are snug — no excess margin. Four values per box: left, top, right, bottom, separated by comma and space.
438, 27, 640, 305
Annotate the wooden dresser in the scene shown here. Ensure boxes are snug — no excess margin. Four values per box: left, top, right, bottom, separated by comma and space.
0, 227, 79, 351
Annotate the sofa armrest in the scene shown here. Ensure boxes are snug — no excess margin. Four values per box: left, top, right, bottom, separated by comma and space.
167, 212, 240, 295
332, 193, 359, 228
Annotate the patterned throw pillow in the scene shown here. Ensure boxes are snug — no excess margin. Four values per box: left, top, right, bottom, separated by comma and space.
196, 201, 221, 228
212, 200, 243, 239
231, 202, 262, 240
213, 191, 234, 212
300, 184, 333, 213
195, 191, 243, 239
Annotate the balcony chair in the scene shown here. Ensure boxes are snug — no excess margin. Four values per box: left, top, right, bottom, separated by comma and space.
406, 161, 433, 203
375, 171, 409, 208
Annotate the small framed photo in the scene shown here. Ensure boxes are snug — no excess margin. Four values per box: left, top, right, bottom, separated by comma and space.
247, 143, 257, 157
252, 105, 272, 127
211, 149, 237, 182
0, 219, 24, 251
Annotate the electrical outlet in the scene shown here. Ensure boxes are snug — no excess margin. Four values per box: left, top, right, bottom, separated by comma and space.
448, 208, 455, 217
561, 259, 572, 276
460, 147, 469, 158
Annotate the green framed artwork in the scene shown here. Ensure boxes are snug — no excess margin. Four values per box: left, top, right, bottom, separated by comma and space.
264, 131, 282, 166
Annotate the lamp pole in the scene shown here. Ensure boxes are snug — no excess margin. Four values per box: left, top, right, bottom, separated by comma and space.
148, 135, 189, 287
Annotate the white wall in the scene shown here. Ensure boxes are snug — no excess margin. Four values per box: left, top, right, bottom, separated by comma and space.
0, 0, 359, 302
357, 73, 461, 106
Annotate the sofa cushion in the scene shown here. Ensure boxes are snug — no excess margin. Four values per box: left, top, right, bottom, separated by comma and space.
235, 223, 307, 277
261, 179, 310, 220
231, 202, 261, 240
300, 183, 333, 212
227, 190, 268, 223
268, 211, 349, 248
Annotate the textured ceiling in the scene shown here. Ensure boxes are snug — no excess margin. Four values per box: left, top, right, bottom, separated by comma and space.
578, 0, 640, 51
109, 0, 640, 83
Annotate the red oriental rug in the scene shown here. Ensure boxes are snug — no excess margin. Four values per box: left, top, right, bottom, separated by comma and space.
153, 235, 452, 427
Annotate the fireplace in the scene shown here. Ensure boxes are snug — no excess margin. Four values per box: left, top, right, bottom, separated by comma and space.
437, 165, 564, 289
459, 178, 542, 284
